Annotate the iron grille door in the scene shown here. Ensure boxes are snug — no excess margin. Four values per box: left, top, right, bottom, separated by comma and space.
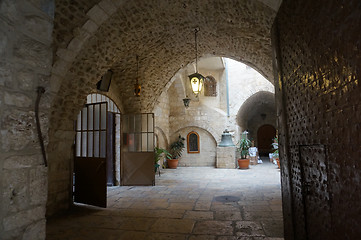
74, 102, 108, 207
121, 113, 155, 186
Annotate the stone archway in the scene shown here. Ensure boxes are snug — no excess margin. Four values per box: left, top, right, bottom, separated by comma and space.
2, 1, 361, 239
236, 91, 276, 141
48, 1, 280, 214
171, 126, 217, 167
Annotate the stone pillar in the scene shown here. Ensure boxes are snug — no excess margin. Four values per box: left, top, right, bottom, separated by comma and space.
216, 146, 236, 168
0, 0, 54, 239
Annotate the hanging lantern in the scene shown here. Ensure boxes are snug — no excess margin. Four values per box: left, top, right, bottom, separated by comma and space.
134, 55, 141, 97
189, 73, 204, 96
188, 28, 204, 97
134, 82, 141, 96
182, 96, 191, 108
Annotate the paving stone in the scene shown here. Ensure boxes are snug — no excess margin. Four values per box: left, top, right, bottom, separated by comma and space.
168, 202, 195, 210
47, 164, 284, 239
242, 205, 272, 212
188, 234, 216, 240
215, 210, 242, 220
235, 221, 265, 237
193, 221, 233, 235
261, 220, 284, 238
217, 237, 238, 240
151, 219, 195, 234
118, 231, 147, 240
146, 233, 188, 240
184, 211, 214, 220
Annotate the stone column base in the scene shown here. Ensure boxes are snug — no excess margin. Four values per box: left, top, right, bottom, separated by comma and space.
216, 146, 236, 168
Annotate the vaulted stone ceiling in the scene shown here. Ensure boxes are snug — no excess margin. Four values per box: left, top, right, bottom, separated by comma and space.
51, 0, 280, 129
237, 91, 276, 129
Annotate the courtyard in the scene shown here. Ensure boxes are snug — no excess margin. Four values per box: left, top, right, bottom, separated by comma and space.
47, 161, 283, 240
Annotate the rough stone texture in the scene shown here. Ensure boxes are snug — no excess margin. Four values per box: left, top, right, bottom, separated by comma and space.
273, 0, 361, 239
216, 146, 236, 169
50, 0, 277, 127
0, 0, 53, 239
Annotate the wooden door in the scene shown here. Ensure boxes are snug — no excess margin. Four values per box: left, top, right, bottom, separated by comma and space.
74, 102, 107, 207
257, 124, 276, 155
121, 113, 155, 186
300, 145, 331, 239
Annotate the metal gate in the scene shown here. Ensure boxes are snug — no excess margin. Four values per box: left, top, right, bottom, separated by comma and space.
74, 102, 108, 207
121, 113, 155, 186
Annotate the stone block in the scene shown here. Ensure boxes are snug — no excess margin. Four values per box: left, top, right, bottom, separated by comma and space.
150, 219, 195, 234
4, 154, 43, 169
4, 92, 32, 108
0, 0, 19, 24
1, 109, 36, 151
184, 211, 214, 220
51, 59, 70, 76
2, 168, 29, 214
3, 206, 45, 231
30, 166, 48, 205
22, 219, 46, 240
193, 220, 233, 235
0, 29, 8, 57
0, 61, 12, 87
14, 35, 51, 70
49, 74, 62, 93
216, 146, 236, 169
56, 48, 77, 62
98, 0, 117, 15
15, 70, 36, 91
22, 15, 53, 45
86, 5, 108, 26
82, 19, 98, 34
66, 34, 90, 54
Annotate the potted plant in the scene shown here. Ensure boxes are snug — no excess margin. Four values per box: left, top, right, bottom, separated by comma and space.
272, 136, 280, 168
168, 135, 185, 169
154, 147, 171, 174
237, 131, 252, 169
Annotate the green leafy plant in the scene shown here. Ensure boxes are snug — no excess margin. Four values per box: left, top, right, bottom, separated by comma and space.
154, 147, 171, 172
169, 135, 185, 159
238, 131, 252, 159
272, 136, 279, 158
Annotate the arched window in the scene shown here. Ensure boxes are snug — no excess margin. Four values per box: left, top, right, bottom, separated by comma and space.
187, 131, 200, 153
204, 76, 217, 97
86, 93, 120, 113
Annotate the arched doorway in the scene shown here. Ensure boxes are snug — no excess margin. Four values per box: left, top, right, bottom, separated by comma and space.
257, 124, 276, 156
73, 93, 121, 207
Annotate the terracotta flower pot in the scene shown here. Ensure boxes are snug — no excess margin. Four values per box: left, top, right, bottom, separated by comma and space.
167, 159, 179, 169
238, 158, 250, 169
275, 158, 280, 169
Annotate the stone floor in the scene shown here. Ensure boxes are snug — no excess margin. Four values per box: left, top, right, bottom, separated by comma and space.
47, 161, 284, 240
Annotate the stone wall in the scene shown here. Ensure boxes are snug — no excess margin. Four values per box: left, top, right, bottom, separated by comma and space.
274, 0, 361, 239
171, 127, 217, 167
0, 0, 54, 239
153, 57, 275, 167
166, 58, 274, 142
